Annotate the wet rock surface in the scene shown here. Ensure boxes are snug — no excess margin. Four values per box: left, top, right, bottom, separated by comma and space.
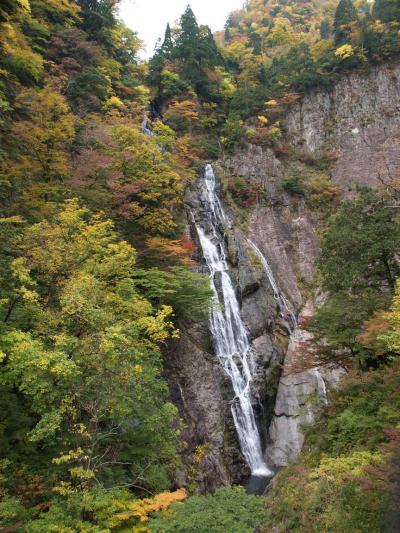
164, 323, 235, 492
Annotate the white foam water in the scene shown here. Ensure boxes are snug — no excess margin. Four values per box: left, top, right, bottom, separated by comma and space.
193, 164, 271, 476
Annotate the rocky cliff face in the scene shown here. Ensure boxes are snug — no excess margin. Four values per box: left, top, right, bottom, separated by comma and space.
165, 59, 400, 487
164, 171, 290, 491
284, 60, 400, 191
214, 145, 321, 311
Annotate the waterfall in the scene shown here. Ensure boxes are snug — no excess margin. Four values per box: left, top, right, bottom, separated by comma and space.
141, 117, 154, 137
193, 164, 271, 477
247, 239, 297, 332
247, 241, 328, 418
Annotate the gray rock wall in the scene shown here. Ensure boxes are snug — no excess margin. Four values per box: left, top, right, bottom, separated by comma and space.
267, 302, 344, 468
215, 146, 321, 310
284, 60, 400, 190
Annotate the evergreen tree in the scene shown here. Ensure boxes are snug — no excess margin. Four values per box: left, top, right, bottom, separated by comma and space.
173, 6, 221, 97
319, 189, 399, 292
148, 24, 175, 91
319, 18, 331, 39
334, 0, 358, 45
76, 0, 118, 46
311, 188, 400, 365
199, 25, 221, 67
373, 0, 400, 22
175, 5, 200, 68
148, 42, 166, 88
162, 23, 174, 57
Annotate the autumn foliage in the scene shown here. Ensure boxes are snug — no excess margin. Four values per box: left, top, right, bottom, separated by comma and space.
109, 488, 187, 529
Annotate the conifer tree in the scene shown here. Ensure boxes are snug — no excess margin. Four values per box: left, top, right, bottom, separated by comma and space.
320, 19, 331, 39
162, 23, 174, 58
174, 6, 221, 96
373, 0, 400, 22
148, 41, 166, 88
334, 0, 358, 45
175, 5, 200, 66
199, 26, 221, 68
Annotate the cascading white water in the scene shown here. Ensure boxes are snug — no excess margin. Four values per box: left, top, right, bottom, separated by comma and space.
247, 239, 297, 332
141, 117, 154, 136
193, 164, 271, 477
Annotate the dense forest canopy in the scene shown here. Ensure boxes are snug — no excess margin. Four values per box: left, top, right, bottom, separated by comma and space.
148, 0, 400, 154
0, 0, 399, 531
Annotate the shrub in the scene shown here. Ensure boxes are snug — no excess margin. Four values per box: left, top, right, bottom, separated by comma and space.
227, 176, 266, 207
335, 43, 355, 59
221, 115, 245, 152
306, 173, 340, 208
68, 67, 111, 110
3, 48, 44, 85
149, 487, 268, 533
282, 170, 306, 196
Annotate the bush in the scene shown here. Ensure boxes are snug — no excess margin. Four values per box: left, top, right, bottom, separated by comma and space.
67, 67, 111, 110
306, 173, 340, 208
133, 266, 214, 322
2, 47, 44, 85
282, 170, 306, 196
227, 176, 266, 207
281, 165, 339, 209
149, 486, 268, 533
221, 115, 245, 152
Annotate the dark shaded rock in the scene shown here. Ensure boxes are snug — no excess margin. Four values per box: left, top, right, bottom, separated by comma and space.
163, 322, 234, 492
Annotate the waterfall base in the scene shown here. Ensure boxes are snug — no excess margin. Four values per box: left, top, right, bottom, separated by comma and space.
245, 473, 274, 496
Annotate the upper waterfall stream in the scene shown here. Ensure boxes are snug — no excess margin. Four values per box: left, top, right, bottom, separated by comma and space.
247, 239, 297, 332
193, 164, 271, 477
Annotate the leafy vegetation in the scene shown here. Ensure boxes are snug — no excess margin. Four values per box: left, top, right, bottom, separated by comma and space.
310, 188, 400, 366
0, 1, 213, 530
260, 353, 400, 532
0, 201, 183, 525
259, 188, 400, 532
149, 487, 268, 533
147, 0, 400, 153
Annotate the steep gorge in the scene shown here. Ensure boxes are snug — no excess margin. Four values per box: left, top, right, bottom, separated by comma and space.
3, 1, 400, 529
165, 58, 400, 489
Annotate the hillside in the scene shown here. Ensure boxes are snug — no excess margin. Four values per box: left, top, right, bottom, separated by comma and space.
0, 0, 399, 532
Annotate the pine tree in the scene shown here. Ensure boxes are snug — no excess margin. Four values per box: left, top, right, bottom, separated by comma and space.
148, 40, 165, 88
172, 6, 221, 96
373, 0, 400, 22
334, 0, 358, 45
199, 26, 221, 68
